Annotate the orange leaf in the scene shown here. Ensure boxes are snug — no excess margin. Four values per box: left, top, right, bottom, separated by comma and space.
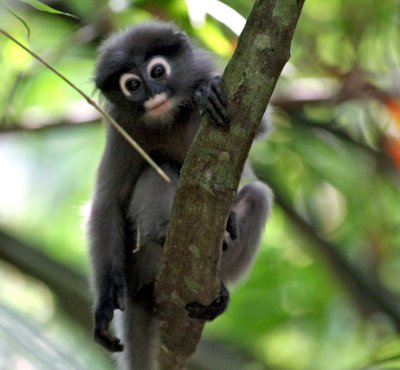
385, 137, 400, 169
385, 98, 400, 128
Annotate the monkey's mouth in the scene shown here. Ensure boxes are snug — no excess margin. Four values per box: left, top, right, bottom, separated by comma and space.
144, 93, 174, 117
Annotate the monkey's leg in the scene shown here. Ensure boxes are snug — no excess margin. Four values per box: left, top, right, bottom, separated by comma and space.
187, 180, 272, 321
185, 182, 271, 321
219, 181, 272, 284
113, 164, 178, 370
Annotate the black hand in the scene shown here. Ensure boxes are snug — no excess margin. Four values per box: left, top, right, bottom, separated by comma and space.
195, 76, 230, 129
185, 283, 229, 321
94, 271, 125, 352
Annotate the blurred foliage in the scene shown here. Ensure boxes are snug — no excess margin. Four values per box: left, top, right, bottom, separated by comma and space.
0, 0, 400, 369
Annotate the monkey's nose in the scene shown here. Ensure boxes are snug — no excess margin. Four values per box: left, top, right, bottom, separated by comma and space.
144, 93, 169, 111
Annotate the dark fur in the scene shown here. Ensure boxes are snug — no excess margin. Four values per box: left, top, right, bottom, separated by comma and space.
87, 22, 272, 370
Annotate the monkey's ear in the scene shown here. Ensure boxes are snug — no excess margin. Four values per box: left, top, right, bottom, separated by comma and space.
95, 54, 128, 92
95, 66, 121, 92
174, 30, 189, 43
95, 68, 112, 91
171, 30, 193, 55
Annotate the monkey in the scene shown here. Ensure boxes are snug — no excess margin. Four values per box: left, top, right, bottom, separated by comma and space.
87, 21, 272, 369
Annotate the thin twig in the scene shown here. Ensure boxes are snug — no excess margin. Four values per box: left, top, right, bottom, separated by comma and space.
0, 28, 170, 183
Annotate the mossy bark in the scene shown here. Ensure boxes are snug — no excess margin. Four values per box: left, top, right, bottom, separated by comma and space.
154, 1, 305, 368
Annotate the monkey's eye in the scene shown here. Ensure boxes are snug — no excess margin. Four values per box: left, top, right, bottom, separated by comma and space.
147, 57, 171, 80
125, 79, 141, 92
151, 64, 165, 79
119, 73, 142, 96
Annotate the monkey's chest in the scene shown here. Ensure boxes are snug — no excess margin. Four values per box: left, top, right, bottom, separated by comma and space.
147, 125, 198, 164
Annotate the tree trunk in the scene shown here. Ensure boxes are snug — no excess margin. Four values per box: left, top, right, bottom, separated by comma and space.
154, 1, 305, 368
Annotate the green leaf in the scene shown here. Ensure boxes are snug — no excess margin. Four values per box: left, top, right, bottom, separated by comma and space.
0, 0, 30, 39
20, 0, 79, 19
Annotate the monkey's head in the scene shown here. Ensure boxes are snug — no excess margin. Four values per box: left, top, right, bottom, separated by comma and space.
95, 22, 215, 127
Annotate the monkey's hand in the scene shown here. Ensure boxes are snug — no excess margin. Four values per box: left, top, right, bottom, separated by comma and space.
223, 210, 239, 251
195, 76, 230, 130
94, 272, 125, 352
185, 283, 229, 321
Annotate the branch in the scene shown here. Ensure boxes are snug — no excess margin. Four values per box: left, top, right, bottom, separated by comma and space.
253, 167, 400, 330
0, 109, 100, 133
154, 1, 305, 368
0, 230, 91, 330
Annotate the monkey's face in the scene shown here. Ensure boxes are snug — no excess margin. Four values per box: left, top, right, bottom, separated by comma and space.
117, 55, 179, 124
95, 22, 211, 129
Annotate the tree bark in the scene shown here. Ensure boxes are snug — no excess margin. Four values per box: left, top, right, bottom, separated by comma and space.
154, 0, 305, 368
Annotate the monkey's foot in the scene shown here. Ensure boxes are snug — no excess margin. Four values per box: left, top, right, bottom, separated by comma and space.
185, 284, 229, 321
94, 272, 125, 352
195, 76, 230, 129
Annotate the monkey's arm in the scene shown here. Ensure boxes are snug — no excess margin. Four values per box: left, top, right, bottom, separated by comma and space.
88, 128, 144, 352
219, 181, 272, 284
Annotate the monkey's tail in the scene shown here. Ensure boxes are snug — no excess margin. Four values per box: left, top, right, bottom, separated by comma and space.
114, 289, 160, 370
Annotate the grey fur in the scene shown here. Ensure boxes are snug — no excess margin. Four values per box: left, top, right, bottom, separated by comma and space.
87, 21, 272, 370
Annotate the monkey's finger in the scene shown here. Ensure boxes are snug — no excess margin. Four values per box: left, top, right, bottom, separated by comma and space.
208, 77, 229, 120
207, 91, 230, 125
206, 100, 229, 129
210, 77, 227, 106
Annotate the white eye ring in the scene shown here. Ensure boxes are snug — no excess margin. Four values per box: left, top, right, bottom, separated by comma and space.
146, 57, 171, 79
119, 73, 142, 96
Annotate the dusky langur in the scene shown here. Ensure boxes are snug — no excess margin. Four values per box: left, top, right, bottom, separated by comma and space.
87, 21, 272, 370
